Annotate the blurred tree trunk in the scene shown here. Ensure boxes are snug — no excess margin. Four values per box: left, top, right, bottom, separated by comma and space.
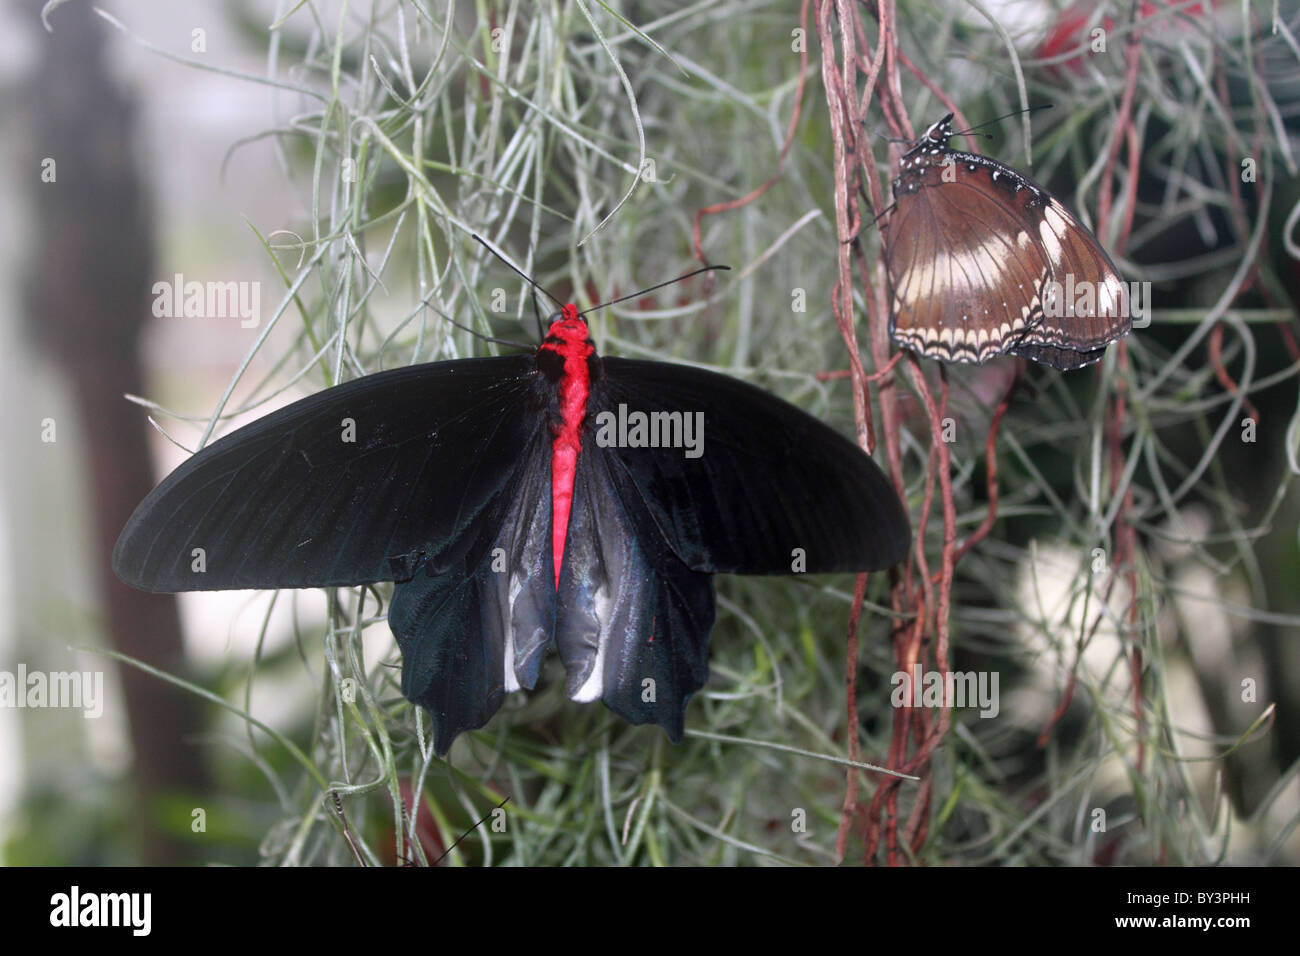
20, 0, 209, 864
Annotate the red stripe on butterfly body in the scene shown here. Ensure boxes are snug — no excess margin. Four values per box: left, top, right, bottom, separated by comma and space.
537, 302, 593, 589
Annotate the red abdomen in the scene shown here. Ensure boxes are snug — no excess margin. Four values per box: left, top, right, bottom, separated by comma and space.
537, 304, 593, 588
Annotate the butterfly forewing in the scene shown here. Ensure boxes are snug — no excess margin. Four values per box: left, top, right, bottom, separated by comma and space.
596, 357, 911, 575
112, 356, 539, 591
888, 157, 1051, 363
886, 115, 1130, 371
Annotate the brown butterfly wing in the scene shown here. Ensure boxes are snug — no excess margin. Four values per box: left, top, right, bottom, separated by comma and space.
886, 125, 1130, 371
1007, 197, 1130, 369
887, 157, 1050, 364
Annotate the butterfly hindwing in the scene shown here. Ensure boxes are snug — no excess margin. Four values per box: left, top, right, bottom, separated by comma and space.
554, 447, 715, 741
391, 430, 556, 757
1007, 197, 1130, 368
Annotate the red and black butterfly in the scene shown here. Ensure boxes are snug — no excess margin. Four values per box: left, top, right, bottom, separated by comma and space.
885, 114, 1130, 371
113, 249, 910, 755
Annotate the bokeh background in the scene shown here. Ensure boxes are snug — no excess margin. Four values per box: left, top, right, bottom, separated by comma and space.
1, 0, 1298, 865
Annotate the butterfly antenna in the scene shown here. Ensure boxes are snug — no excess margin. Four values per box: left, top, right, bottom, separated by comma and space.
432, 796, 510, 867
446, 317, 533, 351
953, 104, 1054, 139
849, 179, 896, 237
531, 288, 546, 339
859, 119, 913, 145
420, 291, 533, 351
577, 265, 730, 319
471, 234, 565, 311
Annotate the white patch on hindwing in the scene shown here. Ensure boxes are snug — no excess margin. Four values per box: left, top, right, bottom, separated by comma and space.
569, 578, 615, 702
504, 571, 525, 692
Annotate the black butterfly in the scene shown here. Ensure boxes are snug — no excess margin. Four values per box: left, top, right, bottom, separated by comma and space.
113, 267, 910, 756
886, 114, 1130, 371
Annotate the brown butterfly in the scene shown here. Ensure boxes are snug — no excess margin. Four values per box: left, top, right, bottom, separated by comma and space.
885, 114, 1130, 371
